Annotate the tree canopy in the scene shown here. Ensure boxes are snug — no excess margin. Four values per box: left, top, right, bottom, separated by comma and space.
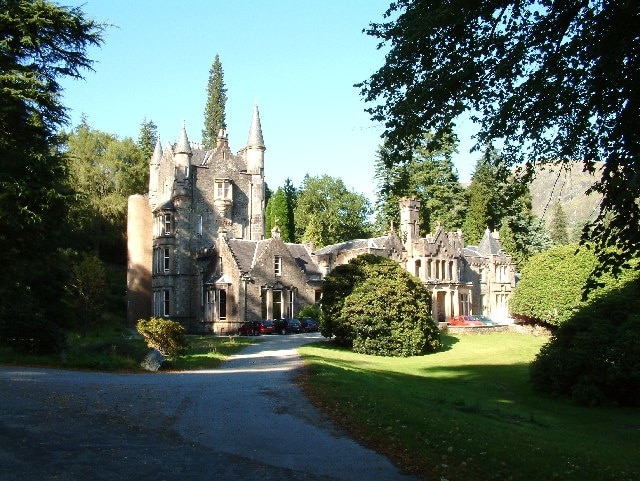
358, 0, 640, 284
0, 0, 104, 333
294, 174, 372, 248
374, 132, 466, 235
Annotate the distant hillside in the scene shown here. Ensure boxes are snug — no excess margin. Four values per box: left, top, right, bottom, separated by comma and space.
527, 163, 602, 236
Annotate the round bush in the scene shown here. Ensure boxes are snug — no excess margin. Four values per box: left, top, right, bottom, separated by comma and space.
321, 254, 441, 357
136, 317, 188, 357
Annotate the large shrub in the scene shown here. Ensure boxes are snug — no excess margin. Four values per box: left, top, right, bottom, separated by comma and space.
530, 269, 640, 406
136, 317, 188, 357
321, 254, 441, 356
509, 244, 598, 326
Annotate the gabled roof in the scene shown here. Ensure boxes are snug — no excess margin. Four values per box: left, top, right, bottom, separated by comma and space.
285, 243, 322, 278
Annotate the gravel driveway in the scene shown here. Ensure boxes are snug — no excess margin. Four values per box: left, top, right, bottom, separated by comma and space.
0, 332, 419, 481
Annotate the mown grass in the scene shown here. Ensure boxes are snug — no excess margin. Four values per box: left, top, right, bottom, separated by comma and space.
0, 330, 256, 371
298, 332, 639, 481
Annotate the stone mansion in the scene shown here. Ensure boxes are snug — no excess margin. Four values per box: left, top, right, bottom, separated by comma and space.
126, 106, 516, 334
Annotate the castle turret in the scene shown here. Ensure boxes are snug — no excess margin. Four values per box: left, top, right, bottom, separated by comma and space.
244, 105, 266, 240
173, 123, 192, 200
148, 138, 163, 208
174, 122, 192, 178
399, 197, 420, 256
246, 105, 265, 175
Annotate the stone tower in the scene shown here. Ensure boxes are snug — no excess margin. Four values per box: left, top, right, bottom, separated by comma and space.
126, 106, 268, 329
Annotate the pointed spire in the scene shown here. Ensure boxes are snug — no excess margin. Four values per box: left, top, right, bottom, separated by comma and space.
478, 227, 501, 255
150, 138, 163, 166
175, 121, 192, 154
247, 105, 265, 149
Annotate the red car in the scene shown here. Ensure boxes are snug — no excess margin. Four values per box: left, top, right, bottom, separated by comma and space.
238, 320, 275, 336
448, 315, 483, 326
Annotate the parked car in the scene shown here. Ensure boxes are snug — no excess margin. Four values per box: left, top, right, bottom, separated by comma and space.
238, 321, 261, 336
471, 315, 497, 325
299, 317, 319, 332
273, 318, 302, 334
447, 315, 483, 326
259, 319, 276, 334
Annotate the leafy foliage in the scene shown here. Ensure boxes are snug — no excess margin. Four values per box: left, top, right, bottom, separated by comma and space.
530, 268, 640, 406
374, 133, 465, 235
0, 1, 104, 330
509, 244, 598, 326
321, 254, 441, 357
549, 200, 569, 245
64, 121, 147, 259
298, 303, 321, 321
294, 175, 372, 248
136, 317, 188, 357
265, 180, 296, 242
202, 54, 227, 149
358, 0, 640, 286
65, 252, 107, 336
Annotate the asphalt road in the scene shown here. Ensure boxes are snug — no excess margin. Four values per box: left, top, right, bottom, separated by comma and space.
0, 332, 419, 481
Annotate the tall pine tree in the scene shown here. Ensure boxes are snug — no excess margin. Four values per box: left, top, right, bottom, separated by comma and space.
374, 132, 466, 235
202, 54, 227, 149
549, 200, 569, 245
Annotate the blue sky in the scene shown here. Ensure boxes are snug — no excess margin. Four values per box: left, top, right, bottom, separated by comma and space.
58, 0, 479, 202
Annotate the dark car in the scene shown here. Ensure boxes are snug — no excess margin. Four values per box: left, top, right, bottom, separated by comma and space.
447, 315, 483, 327
273, 318, 302, 334
238, 321, 261, 336
300, 317, 319, 332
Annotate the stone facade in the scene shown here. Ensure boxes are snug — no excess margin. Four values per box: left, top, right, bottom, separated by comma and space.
126, 106, 322, 334
314, 198, 516, 323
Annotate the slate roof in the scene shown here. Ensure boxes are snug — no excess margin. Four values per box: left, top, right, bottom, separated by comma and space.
313, 235, 396, 256
477, 228, 502, 256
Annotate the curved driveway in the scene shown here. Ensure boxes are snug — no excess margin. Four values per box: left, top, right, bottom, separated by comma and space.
0, 332, 419, 481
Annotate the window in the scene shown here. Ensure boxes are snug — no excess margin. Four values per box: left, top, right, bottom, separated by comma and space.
197, 215, 203, 236
459, 293, 471, 315
163, 248, 170, 272
273, 290, 282, 319
164, 213, 172, 235
219, 290, 227, 320
215, 179, 232, 200
414, 259, 421, 278
163, 290, 170, 317
274, 256, 282, 276
288, 289, 295, 318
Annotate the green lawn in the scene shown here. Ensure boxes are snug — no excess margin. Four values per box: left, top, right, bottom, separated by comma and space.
298, 332, 639, 481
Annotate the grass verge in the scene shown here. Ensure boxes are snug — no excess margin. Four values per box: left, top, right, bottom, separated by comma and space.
298, 332, 639, 481
0, 330, 257, 371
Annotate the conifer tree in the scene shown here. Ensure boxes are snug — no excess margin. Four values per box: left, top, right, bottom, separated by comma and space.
202, 54, 227, 149
138, 118, 158, 160
549, 200, 569, 245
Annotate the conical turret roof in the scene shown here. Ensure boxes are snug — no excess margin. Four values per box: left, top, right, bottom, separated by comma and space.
246, 105, 265, 149
175, 122, 192, 154
150, 138, 163, 166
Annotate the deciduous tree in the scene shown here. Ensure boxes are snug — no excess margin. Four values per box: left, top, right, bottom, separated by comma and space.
358, 0, 640, 285
294, 175, 372, 248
